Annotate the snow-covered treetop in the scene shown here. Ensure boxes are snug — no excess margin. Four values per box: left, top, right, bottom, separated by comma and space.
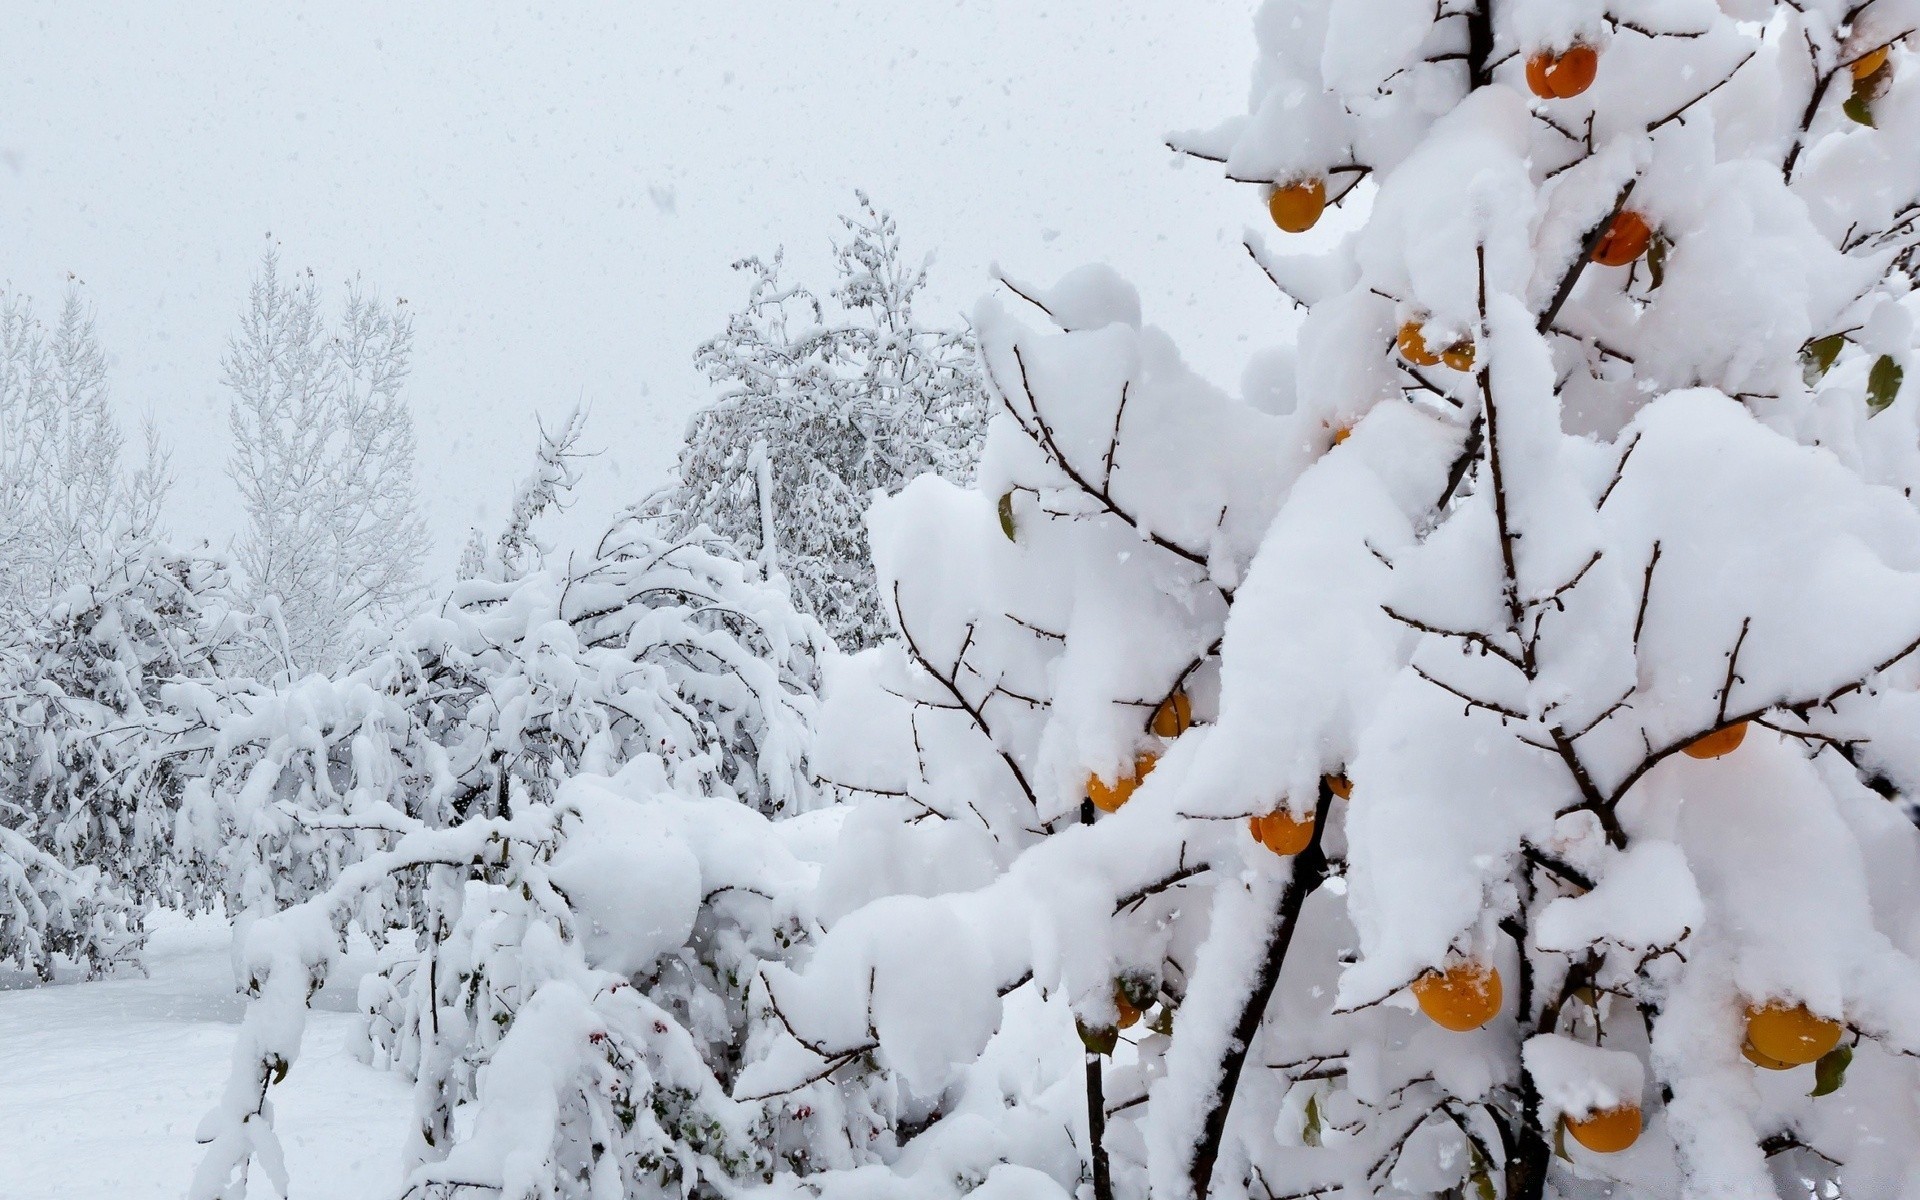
651, 195, 988, 649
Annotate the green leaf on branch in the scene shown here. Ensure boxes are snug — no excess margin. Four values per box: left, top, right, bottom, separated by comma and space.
1302, 1092, 1322, 1147
1844, 92, 1876, 126
1467, 1142, 1496, 1200
1148, 1003, 1175, 1036
1802, 334, 1846, 385
1647, 233, 1669, 289
997, 491, 1017, 541
1554, 1119, 1572, 1162
1868, 356, 1904, 415
1812, 1044, 1853, 1097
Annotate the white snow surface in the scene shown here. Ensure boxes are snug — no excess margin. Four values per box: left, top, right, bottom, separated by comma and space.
0, 910, 408, 1199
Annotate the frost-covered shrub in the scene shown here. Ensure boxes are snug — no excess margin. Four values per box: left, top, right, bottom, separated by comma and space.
0, 535, 247, 902
190, 498, 837, 1199
0, 533, 249, 974
651, 195, 988, 650
759, 4, 1920, 1200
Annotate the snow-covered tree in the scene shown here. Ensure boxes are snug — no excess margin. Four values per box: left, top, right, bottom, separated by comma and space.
225, 247, 429, 675
0, 528, 247, 980
752, 5, 1920, 1200
651, 195, 988, 650
0, 287, 168, 620
464, 406, 590, 583
191, 426, 836, 1199
1, 533, 251, 908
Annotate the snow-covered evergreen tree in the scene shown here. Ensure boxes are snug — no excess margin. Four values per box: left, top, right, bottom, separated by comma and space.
755, 5, 1920, 1200
651, 195, 988, 650
224, 247, 429, 675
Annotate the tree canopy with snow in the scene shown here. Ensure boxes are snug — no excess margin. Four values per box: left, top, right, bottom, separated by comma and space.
757, 3, 1920, 1199
17, 6, 1920, 1200
224, 247, 430, 676
0, 287, 169, 619
650, 194, 988, 650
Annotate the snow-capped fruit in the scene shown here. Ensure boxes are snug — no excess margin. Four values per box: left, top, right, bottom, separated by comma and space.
1742, 1040, 1796, 1071
1852, 46, 1890, 79
1440, 341, 1477, 372
1325, 773, 1353, 799
1249, 810, 1315, 856
1592, 211, 1654, 267
1151, 691, 1193, 738
1077, 1017, 1119, 1056
1114, 983, 1143, 1031
1565, 1105, 1642, 1153
1745, 1002, 1844, 1067
1268, 179, 1327, 233
1525, 45, 1599, 99
1413, 962, 1503, 1031
1682, 722, 1747, 760
1397, 322, 1443, 367
1088, 753, 1158, 812
1331, 426, 1351, 447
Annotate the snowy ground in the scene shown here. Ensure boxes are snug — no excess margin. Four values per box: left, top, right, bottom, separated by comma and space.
0, 911, 409, 1199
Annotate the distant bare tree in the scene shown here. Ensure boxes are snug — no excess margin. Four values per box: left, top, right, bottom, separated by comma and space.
224, 248, 428, 675
0, 286, 167, 620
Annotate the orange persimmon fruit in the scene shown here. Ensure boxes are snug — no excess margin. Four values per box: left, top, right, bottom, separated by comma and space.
1566, 1105, 1643, 1153
1413, 961, 1504, 1031
1269, 179, 1328, 233
1526, 44, 1600, 99
1682, 722, 1747, 760
1088, 753, 1158, 813
1592, 211, 1654, 266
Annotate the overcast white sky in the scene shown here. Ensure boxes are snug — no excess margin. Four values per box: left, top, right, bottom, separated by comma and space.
4, 1, 1291, 576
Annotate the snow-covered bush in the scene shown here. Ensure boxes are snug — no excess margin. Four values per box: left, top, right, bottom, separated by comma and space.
0, 532, 247, 976
191, 430, 837, 1197
759, 4, 1920, 1200
651, 194, 988, 650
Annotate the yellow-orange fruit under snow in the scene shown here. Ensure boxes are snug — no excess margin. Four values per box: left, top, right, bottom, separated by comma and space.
1440, 340, 1477, 372
1566, 1105, 1643, 1154
1853, 46, 1890, 79
1741, 1040, 1797, 1071
1592, 210, 1654, 267
1088, 753, 1159, 813
1269, 179, 1328, 233
1682, 722, 1747, 760
1397, 322, 1443, 367
1745, 1002, 1844, 1067
1248, 810, 1316, 857
1151, 692, 1193, 738
1526, 45, 1600, 99
1413, 962, 1503, 1032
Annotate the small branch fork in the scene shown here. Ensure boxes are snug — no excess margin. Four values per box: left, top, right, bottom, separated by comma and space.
891, 581, 1041, 817
986, 344, 1230, 601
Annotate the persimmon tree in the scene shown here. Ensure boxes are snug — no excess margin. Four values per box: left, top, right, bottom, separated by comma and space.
766, 2, 1920, 1199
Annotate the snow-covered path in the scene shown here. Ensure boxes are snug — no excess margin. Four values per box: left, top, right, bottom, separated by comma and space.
0, 912, 409, 1199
